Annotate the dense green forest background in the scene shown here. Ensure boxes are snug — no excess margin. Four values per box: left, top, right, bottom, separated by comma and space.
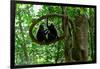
15, 4, 95, 65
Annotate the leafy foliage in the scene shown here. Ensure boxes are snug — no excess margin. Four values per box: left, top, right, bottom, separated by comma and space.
15, 4, 95, 65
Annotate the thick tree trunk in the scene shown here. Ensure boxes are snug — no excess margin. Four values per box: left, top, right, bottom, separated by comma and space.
72, 14, 88, 61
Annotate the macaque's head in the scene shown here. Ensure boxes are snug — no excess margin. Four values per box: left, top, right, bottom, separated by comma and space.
39, 24, 44, 30
49, 23, 54, 29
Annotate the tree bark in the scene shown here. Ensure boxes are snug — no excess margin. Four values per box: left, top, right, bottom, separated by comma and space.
62, 6, 73, 62
72, 14, 88, 61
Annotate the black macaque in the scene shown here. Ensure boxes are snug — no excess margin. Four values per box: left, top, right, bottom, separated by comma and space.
47, 23, 58, 42
36, 24, 48, 42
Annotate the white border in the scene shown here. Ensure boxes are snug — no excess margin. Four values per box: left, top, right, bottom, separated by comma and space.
0, 0, 99, 69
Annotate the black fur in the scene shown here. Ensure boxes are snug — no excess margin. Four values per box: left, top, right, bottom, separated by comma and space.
47, 24, 58, 42
37, 24, 47, 42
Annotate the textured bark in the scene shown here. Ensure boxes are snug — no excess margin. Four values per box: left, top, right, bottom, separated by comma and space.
72, 14, 88, 61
